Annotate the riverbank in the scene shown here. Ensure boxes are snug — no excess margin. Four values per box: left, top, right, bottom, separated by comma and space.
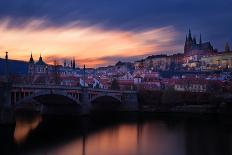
138, 90, 232, 114
1, 89, 232, 125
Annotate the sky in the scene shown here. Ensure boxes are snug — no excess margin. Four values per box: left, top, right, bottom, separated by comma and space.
0, 0, 231, 67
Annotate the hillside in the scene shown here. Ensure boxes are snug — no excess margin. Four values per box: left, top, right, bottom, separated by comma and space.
0, 58, 28, 75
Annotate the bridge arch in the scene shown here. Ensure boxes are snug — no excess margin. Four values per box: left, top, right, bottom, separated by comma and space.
90, 94, 122, 103
90, 94, 123, 112
15, 90, 80, 106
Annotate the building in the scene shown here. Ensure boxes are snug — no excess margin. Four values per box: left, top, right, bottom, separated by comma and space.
28, 54, 48, 75
144, 55, 170, 71
167, 53, 184, 70
184, 30, 215, 55
201, 52, 232, 70
134, 60, 145, 70
183, 30, 217, 70
114, 61, 134, 73
174, 78, 207, 92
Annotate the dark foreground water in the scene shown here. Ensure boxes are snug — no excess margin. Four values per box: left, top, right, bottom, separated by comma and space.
0, 113, 232, 155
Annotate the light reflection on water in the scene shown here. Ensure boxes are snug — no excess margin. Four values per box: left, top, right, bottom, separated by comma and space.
46, 123, 184, 155
1, 114, 232, 155
14, 115, 42, 144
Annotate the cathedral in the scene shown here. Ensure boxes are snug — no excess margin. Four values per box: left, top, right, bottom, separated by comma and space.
184, 30, 215, 55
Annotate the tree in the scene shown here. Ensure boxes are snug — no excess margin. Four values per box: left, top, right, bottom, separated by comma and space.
111, 79, 120, 90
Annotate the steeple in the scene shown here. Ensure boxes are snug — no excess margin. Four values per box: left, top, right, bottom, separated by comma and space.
5, 51, 9, 79
199, 33, 202, 45
72, 57, 76, 69
5, 51, 8, 60
39, 53, 42, 61
188, 29, 192, 41
29, 52, 34, 63
35, 53, 46, 66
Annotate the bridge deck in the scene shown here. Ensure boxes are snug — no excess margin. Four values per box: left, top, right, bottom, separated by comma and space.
11, 84, 137, 93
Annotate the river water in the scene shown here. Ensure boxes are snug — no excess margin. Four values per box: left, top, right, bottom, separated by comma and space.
0, 113, 232, 155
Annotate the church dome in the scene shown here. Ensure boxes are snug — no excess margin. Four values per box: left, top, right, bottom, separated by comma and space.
35, 55, 46, 66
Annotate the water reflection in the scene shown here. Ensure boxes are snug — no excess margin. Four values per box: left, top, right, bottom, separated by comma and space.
1, 114, 232, 155
46, 123, 185, 155
14, 114, 42, 144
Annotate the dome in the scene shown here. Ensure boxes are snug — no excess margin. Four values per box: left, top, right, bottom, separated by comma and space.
35, 55, 46, 66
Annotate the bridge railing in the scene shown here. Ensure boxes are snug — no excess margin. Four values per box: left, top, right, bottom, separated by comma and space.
11, 84, 137, 93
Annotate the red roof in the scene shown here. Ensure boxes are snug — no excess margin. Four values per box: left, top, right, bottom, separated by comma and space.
118, 79, 134, 85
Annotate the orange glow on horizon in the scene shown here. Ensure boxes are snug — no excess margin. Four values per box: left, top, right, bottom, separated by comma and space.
0, 19, 181, 67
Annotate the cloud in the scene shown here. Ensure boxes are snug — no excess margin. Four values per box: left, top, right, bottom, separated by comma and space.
0, 19, 180, 67
0, 0, 231, 65
0, 1, 231, 36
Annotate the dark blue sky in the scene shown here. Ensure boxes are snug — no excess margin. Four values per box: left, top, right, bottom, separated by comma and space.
0, 0, 232, 51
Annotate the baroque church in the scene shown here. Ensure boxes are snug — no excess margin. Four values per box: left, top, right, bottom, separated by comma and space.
28, 53, 48, 75
184, 30, 215, 55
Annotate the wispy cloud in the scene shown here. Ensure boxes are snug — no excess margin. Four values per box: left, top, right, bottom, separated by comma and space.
0, 0, 231, 51
0, 19, 181, 67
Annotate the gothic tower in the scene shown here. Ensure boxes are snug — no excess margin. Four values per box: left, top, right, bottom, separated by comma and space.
184, 29, 193, 54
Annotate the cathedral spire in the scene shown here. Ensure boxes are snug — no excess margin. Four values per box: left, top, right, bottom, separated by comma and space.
199, 33, 202, 45
188, 29, 192, 41
29, 52, 34, 63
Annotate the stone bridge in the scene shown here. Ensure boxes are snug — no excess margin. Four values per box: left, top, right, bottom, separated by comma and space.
0, 83, 138, 116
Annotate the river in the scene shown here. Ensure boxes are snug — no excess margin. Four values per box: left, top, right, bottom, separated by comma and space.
0, 113, 232, 155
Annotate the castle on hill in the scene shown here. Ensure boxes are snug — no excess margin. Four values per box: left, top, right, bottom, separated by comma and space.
184, 30, 216, 56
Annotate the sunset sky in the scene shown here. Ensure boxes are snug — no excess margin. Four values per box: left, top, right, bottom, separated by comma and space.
0, 0, 231, 67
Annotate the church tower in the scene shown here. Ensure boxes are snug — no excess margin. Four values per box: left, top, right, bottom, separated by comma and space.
184, 29, 193, 54
28, 53, 35, 75
72, 57, 76, 69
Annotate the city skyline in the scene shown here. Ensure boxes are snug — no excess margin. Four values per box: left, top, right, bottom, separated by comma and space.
0, 0, 232, 67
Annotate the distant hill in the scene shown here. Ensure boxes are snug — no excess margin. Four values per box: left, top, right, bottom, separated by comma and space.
0, 58, 28, 75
